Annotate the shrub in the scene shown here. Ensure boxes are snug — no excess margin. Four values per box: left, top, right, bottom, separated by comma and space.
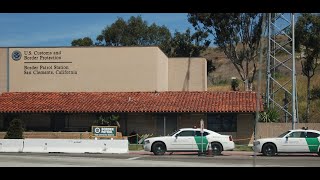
272, 71, 282, 79
311, 86, 320, 100
231, 78, 239, 91
259, 108, 280, 122
4, 118, 24, 139
301, 113, 308, 123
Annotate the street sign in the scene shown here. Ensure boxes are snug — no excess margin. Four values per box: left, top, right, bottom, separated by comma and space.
200, 119, 204, 133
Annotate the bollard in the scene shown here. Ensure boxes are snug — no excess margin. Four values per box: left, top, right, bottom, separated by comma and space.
136, 134, 138, 144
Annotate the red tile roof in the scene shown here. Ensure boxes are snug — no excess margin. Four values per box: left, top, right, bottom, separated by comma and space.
0, 91, 263, 113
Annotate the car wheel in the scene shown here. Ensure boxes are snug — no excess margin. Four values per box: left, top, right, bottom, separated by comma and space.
211, 142, 222, 155
262, 143, 277, 156
152, 142, 166, 155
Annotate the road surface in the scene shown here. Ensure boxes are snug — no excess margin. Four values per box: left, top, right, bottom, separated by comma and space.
0, 151, 319, 167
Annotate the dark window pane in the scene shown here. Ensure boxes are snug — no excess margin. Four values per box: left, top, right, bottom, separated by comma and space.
307, 132, 320, 138
289, 132, 303, 138
178, 130, 194, 136
207, 114, 237, 132
195, 131, 209, 136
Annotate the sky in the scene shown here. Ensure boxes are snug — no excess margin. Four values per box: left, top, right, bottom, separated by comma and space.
0, 13, 193, 47
0, 13, 297, 47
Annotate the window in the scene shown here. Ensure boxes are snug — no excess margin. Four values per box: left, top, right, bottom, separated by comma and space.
207, 114, 237, 132
307, 132, 320, 138
278, 131, 291, 138
195, 131, 209, 136
155, 114, 177, 136
288, 132, 304, 138
177, 130, 194, 136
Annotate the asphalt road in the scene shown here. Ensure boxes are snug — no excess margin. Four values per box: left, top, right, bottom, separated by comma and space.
0, 151, 319, 167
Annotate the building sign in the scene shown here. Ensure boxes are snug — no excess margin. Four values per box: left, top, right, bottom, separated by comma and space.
7, 47, 164, 92
200, 119, 204, 133
16, 49, 78, 75
92, 126, 117, 137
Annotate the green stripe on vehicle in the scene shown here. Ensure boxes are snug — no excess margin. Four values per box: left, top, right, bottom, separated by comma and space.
305, 138, 320, 152
194, 136, 208, 151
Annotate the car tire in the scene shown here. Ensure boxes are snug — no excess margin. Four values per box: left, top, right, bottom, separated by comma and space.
152, 142, 166, 155
262, 143, 277, 156
211, 142, 222, 155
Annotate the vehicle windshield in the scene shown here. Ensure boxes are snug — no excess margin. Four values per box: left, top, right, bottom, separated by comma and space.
278, 131, 291, 137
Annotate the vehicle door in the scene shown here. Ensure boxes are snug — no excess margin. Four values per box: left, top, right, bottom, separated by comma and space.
282, 131, 307, 152
170, 130, 195, 151
305, 132, 320, 153
194, 131, 209, 151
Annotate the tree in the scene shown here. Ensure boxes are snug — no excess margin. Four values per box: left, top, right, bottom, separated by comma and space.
71, 16, 212, 73
146, 23, 173, 55
4, 118, 24, 139
295, 13, 320, 123
188, 13, 264, 91
169, 29, 210, 57
71, 16, 211, 59
94, 16, 172, 55
71, 37, 94, 46
169, 29, 212, 74
259, 108, 280, 122
93, 115, 121, 132
231, 77, 240, 91
207, 59, 216, 75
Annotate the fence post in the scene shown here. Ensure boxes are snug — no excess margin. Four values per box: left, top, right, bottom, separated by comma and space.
136, 134, 139, 145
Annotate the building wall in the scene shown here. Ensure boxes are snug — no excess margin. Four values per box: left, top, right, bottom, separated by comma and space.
126, 113, 208, 136
156, 48, 168, 91
8, 47, 168, 92
0, 114, 4, 130
0, 48, 8, 93
177, 113, 207, 128
207, 113, 254, 145
236, 114, 254, 144
125, 112, 253, 144
256, 123, 320, 139
5, 47, 208, 92
168, 58, 207, 91
66, 114, 96, 131
127, 113, 156, 135
20, 114, 51, 130
0, 112, 260, 145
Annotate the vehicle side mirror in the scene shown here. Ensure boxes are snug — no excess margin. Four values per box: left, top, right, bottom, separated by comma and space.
175, 134, 178, 138
285, 136, 289, 140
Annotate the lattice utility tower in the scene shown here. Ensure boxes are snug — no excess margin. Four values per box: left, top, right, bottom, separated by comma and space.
265, 13, 298, 129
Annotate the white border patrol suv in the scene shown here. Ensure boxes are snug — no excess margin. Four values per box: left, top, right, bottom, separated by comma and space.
254, 128, 320, 156
143, 128, 235, 155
